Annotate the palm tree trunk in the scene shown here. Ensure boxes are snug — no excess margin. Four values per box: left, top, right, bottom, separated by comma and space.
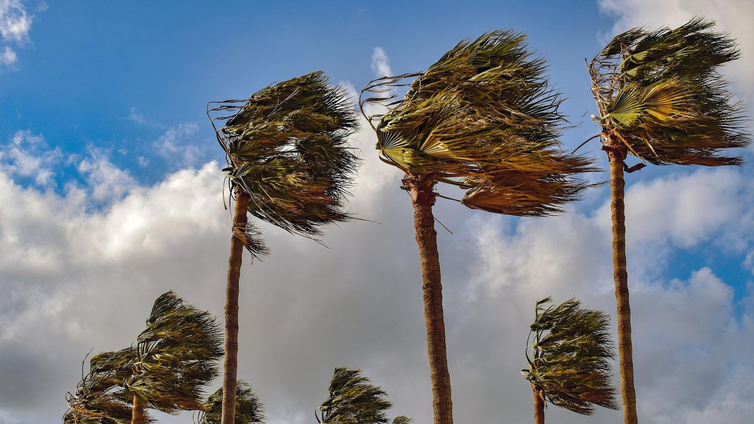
131, 395, 145, 424
221, 189, 250, 424
606, 143, 638, 424
403, 173, 453, 424
533, 389, 545, 424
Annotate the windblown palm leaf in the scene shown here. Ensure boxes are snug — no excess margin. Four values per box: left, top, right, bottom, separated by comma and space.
361, 30, 597, 216
127, 291, 224, 414
589, 18, 750, 165
64, 348, 147, 424
316, 367, 392, 424
209, 71, 359, 245
197, 381, 265, 424
523, 297, 618, 415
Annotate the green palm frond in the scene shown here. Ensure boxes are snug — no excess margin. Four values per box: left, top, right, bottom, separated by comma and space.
316, 367, 393, 424
129, 291, 224, 414
522, 297, 618, 415
361, 29, 598, 216
391, 416, 413, 424
590, 18, 751, 165
64, 349, 145, 424
208, 71, 360, 246
197, 380, 265, 424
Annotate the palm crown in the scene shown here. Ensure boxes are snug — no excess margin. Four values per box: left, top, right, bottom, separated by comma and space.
209, 71, 359, 246
523, 297, 618, 415
198, 381, 266, 424
589, 18, 750, 165
316, 367, 393, 424
360, 30, 597, 216
64, 292, 223, 423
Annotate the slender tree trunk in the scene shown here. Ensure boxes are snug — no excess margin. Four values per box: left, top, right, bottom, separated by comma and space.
221, 189, 250, 424
403, 173, 453, 424
533, 389, 545, 424
131, 395, 145, 424
606, 141, 638, 424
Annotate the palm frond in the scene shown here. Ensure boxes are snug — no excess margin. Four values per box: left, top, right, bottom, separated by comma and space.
361, 29, 598, 216
209, 71, 360, 244
197, 380, 265, 424
590, 18, 751, 165
523, 297, 618, 415
130, 291, 224, 415
316, 367, 392, 424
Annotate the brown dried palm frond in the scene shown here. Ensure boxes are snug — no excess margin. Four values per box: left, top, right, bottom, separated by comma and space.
522, 297, 618, 415
589, 18, 751, 165
360, 30, 598, 216
208, 71, 360, 248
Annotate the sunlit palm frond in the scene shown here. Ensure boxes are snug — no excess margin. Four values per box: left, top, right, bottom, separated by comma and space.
197, 380, 265, 424
361, 29, 598, 215
523, 297, 618, 415
316, 367, 393, 424
590, 18, 751, 165
208, 71, 360, 244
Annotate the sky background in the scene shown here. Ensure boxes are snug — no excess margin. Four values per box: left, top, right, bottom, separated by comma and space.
1, 1, 754, 423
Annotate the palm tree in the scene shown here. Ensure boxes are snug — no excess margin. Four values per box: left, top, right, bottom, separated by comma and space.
64, 348, 137, 424
198, 380, 265, 424
208, 71, 359, 424
586, 19, 751, 424
522, 297, 618, 424
126, 291, 224, 424
64, 292, 223, 424
359, 30, 597, 424
316, 367, 410, 424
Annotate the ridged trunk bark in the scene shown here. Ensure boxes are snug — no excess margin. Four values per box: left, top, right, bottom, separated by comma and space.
221, 189, 250, 424
403, 173, 453, 424
533, 389, 545, 424
131, 395, 145, 424
606, 141, 638, 424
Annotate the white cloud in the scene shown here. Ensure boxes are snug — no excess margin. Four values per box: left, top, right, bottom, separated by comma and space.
0, 0, 31, 44
77, 150, 136, 202
371, 47, 392, 77
153, 122, 204, 167
0, 0, 39, 70
0, 130, 61, 186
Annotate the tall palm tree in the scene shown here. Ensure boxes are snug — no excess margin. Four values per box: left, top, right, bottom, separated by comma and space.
198, 380, 265, 424
316, 367, 411, 424
522, 297, 618, 424
208, 71, 359, 424
360, 30, 597, 424
587, 19, 751, 424
64, 292, 223, 424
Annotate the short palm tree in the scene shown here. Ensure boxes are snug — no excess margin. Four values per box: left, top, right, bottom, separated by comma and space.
198, 380, 265, 424
208, 71, 359, 424
316, 367, 410, 424
522, 297, 618, 424
64, 348, 137, 424
63, 292, 223, 424
360, 30, 597, 424
587, 19, 751, 424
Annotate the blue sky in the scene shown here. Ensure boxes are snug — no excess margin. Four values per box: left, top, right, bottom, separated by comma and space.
1, 1, 754, 424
